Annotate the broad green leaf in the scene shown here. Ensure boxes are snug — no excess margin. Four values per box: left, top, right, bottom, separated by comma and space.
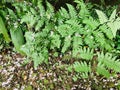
0, 16, 10, 43
10, 27, 25, 53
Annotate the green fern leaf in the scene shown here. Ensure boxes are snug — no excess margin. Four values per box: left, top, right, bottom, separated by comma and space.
73, 35, 83, 48
96, 9, 108, 24
99, 25, 114, 40
97, 63, 110, 78
107, 18, 120, 37
98, 52, 120, 72
83, 17, 99, 30
81, 72, 89, 78
67, 4, 77, 18
37, 1, 45, 17
35, 18, 45, 31
62, 36, 71, 53
57, 24, 70, 37
109, 9, 116, 21
59, 7, 69, 19
84, 34, 95, 48
73, 61, 91, 73
46, 1, 54, 19
51, 34, 61, 49
75, 0, 89, 18
80, 47, 94, 60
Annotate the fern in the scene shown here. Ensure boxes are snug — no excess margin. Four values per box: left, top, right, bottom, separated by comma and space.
97, 63, 110, 78
67, 4, 77, 18
79, 47, 94, 60
72, 34, 83, 57
37, 1, 45, 17
96, 9, 108, 24
75, 0, 90, 18
73, 61, 91, 73
58, 7, 69, 19
73, 61, 91, 79
107, 18, 120, 37
62, 36, 71, 53
96, 9, 120, 37
109, 9, 116, 21
50, 33, 61, 49
98, 52, 120, 72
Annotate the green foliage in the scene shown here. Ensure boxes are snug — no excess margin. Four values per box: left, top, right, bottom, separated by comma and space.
97, 52, 120, 72
19, 1, 55, 68
6, 8, 25, 53
12, 0, 120, 69
1, 0, 120, 89
0, 16, 10, 43
96, 9, 120, 37
68, 47, 120, 79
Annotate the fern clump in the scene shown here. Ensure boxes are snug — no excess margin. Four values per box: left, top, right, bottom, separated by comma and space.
14, 0, 120, 70
67, 47, 120, 89
1, 0, 120, 89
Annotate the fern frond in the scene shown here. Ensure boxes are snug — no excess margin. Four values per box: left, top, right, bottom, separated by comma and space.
72, 35, 83, 49
99, 25, 114, 40
73, 61, 91, 73
21, 12, 38, 28
62, 36, 71, 53
37, 1, 45, 17
51, 34, 61, 49
83, 17, 99, 30
98, 52, 120, 72
35, 18, 45, 31
46, 1, 54, 19
93, 31, 106, 46
96, 9, 108, 24
107, 17, 120, 37
81, 72, 89, 78
80, 47, 94, 60
84, 34, 95, 48
109, 9, 116, 21
97, 63, 110, 78
65, 19, 80, 35
67, 4, 77, 18
57, 24, 70, 37
75, 0, 90, 18
59, 7, 69, 19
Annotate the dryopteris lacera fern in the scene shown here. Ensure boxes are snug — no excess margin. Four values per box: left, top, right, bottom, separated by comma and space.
96, 9, 120, 37
68, 47, 120, 79
19, 1, 55, 68
12, 0, 120, 70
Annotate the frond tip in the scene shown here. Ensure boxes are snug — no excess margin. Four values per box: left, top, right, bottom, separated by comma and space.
97, 52, 120, 73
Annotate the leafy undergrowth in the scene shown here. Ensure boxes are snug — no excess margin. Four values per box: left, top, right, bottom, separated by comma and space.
0, 49, 120, 90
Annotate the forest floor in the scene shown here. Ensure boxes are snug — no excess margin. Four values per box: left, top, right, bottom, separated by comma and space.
0, 48, 120, 90
0, 49, 77, 90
